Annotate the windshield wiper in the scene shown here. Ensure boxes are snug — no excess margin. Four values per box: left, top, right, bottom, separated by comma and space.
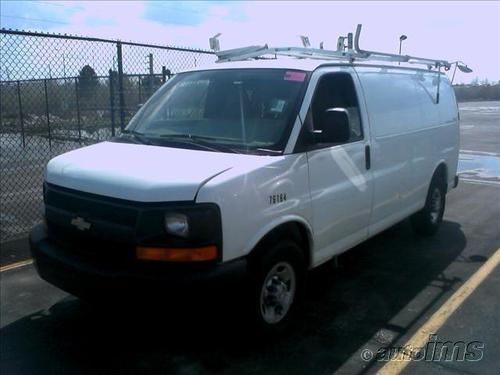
120, 130, 154, 145
255, 148, 283, 155
159, 134, 242, 154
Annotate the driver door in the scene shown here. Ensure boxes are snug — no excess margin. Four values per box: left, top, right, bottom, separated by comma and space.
302, 70, 373, 264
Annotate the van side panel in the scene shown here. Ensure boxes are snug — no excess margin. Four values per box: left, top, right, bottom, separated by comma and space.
357, 68, 418, 233
413, 73, 459, 196
356, 67, 458, 236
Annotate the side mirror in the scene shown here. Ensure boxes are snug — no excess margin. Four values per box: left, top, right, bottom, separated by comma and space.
314, 108, 351, 143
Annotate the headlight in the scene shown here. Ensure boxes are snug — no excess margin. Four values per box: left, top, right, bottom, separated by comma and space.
136, 203, 222, 254
165, 213, 189, 238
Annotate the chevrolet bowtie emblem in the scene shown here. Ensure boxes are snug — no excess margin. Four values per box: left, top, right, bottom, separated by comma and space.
71, 216, 91, 231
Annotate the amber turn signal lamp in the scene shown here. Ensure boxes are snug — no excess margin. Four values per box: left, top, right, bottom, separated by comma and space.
136, 246, 217, 262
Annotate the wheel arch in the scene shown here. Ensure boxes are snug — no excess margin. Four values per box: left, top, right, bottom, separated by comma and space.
246, 218, 313, 269
432, 161, 449, 189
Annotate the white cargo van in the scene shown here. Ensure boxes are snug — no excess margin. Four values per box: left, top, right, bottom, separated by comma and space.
31, 26, 464, 330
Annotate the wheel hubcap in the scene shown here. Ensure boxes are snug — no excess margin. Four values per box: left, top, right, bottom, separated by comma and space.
260, 262, 296, 324
430, 188, 442, 224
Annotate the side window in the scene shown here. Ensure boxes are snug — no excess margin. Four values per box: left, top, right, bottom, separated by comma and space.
304, 73, 363, 147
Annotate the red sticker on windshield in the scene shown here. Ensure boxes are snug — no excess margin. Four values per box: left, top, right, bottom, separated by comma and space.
284, 71, 306, 82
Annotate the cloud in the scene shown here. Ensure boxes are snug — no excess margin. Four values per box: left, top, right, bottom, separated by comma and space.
84, 16, 115, 28
144, 2, 206, 26
0, 0, 80, 29
141, 1, 248, 27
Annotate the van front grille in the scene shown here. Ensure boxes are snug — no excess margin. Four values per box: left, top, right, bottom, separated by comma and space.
44, 184, 140, 254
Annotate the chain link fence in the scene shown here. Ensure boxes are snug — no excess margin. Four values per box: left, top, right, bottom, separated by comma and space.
0, 29, 215, 242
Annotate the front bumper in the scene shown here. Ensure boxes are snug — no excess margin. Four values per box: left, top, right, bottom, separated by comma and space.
30, 223, 247, 299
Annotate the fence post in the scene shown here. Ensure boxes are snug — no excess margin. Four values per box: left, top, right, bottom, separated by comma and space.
43, 79, 52, 150
116, 42, 125, 130
74, 77, 82, 142
109, 69, 116, 137
138, 76, 142, 105
148, 53, 154, 97
16, 81, 25, 148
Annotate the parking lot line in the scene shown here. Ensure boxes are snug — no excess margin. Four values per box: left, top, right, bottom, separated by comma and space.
460, 178, 500, 187
377, 248, 500, 375
0, 259, 33, 273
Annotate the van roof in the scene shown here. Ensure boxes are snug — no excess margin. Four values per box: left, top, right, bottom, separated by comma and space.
181, 58, 446, 75
183, 58, 331, 72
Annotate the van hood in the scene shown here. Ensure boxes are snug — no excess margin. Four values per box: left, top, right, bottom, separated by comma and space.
46, 142, 263, 202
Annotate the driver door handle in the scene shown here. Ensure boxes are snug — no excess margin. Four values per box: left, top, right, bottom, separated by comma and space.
365, 145, 371, 170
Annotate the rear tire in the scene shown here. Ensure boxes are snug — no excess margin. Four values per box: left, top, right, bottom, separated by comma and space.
411, 174, 446, 236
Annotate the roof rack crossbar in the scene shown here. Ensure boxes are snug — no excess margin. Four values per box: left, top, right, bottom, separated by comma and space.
216, 45, 269, 61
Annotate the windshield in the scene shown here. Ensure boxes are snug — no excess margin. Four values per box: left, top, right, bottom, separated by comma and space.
125, 69, 308, 154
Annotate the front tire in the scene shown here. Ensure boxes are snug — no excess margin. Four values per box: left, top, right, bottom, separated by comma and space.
250, 240, 306, 333
411, 174, 446, 236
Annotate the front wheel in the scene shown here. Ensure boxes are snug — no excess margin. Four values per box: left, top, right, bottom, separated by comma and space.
411, 175, 446, 236
250, 240, 306, 333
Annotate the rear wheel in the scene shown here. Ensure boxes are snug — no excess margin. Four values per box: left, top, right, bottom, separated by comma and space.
411, 174, 446, 235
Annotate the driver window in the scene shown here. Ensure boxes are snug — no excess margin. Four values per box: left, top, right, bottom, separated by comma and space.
306, 73, 363, 144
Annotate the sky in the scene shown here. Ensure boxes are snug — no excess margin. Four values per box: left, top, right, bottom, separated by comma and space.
1, 0, 499, 84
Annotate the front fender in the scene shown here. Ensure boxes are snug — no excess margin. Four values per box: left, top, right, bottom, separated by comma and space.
244, 215, 314, 265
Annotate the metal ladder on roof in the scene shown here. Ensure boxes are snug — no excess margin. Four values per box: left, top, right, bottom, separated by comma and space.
212, 24, 471, 74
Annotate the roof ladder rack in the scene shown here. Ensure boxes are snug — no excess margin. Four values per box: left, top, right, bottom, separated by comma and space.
214, 24, 461, 72
212, 25, 473, 106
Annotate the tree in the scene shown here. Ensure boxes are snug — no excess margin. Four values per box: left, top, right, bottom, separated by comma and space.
141, 75, 163, 98
78, 65, 99, 98
453, 82, 500, 102
480, 78, 490, 86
